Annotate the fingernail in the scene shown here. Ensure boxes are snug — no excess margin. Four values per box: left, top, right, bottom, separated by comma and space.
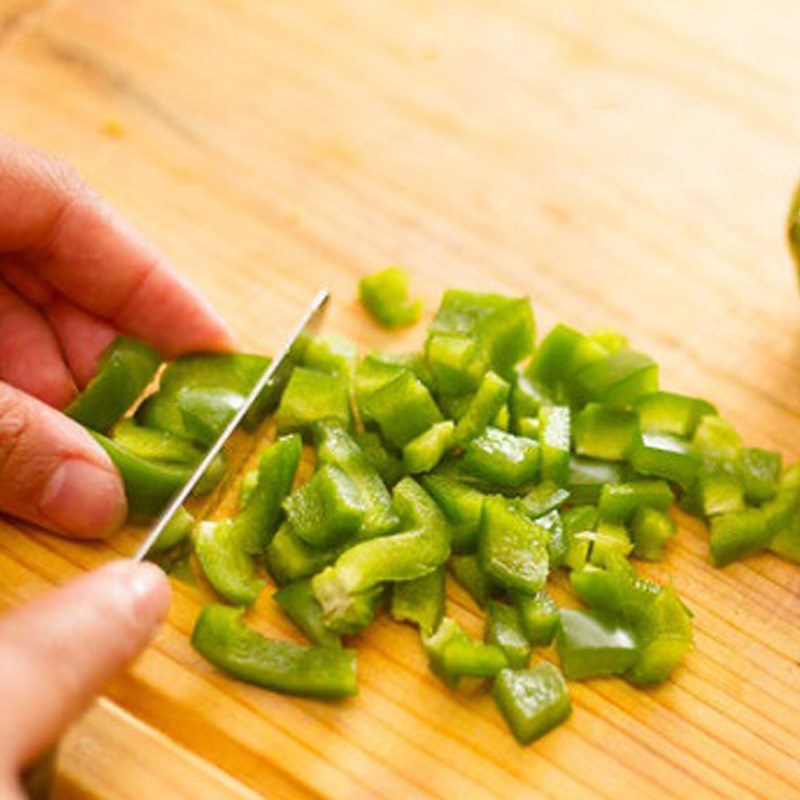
129, 562, 172, 627
39, 459, 127, 538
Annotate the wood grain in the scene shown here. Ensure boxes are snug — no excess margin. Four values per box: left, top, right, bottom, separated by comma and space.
2, 1, 800, 797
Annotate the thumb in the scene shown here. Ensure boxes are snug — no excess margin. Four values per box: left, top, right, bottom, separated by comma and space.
0, 560, 171, 775
0, 381, 126, 538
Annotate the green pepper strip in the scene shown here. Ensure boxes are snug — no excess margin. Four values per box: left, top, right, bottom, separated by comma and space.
67, 336, 161, 434
403, 421, 455, 474
390, 567, 445, 637
493, 663, 572, 745
486, 600, 531, 669
462, 427, 540, 488
453, 371, 511, 444
191, 605, 357, 698
512, 590, 559, 646
421, 473, 485, 553
448, 555, 493, 609
273, 579, 341, 648
276, 366, 351, 438
266, 523, 338, 586
538, 405, 571, 485
424, 618, 507, 686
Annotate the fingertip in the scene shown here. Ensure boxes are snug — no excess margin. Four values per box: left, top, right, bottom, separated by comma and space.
128, 561, 172, 628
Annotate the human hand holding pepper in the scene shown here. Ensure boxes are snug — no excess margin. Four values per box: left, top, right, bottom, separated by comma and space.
0, 137, 233, 796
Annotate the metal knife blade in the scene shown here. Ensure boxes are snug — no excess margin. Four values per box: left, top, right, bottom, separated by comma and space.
133, 288, 330, 561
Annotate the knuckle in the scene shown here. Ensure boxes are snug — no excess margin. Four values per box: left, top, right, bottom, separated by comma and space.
0, 393, 30, 475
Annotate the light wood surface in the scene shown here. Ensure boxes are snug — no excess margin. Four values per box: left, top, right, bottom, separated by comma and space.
2, 1, 800, 798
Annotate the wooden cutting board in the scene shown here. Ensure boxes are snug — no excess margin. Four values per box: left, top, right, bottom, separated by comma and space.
2, 1, 800, 797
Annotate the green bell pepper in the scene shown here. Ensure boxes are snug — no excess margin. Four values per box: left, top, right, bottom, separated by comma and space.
740, 447, 781, 503
149, 506, 195, 555
567, 456, 625, 504
598, 480, 673, 523
573, 404, 639, 462
538, 405, 571, 485
301, 334, 358, 378
493, 663, 571, 745
486, 600, 531, 669
453, 371, 511, 443
266, 523, 338, 586
518, 481, 570, 519
67, 336, 161, 433
354, 431, 407, 486
421, 473, 485, 553
462, 428, 540, 488
631, 507, 676, 561
191, 604, 357, 698
709, 508, 770, 566
359, 267, 422, 328
424, 618, 508, 685
273, 579, 341, 648
556, 609, 639, 680
403, 421, 455, 474
390, 567, 445, 636
276, 367, 350, 438
570, 348, 658, 407
512, 590, 559, 646
448, 554, 493, 608
532, 324, 606, 389
635, 391, 716, 438
629, 432, 698, 489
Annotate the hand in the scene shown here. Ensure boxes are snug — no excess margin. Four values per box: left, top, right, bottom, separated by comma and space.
0, 560, 172, 798
0, 136, 233, 538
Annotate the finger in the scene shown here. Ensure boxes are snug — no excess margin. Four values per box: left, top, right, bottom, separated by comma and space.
0, 137, 234, 357
0, 560, 171, 771
0, 382, 126, 537
45, 295, 118, 389
0, 255, 53, 306
0, 277, 75, 408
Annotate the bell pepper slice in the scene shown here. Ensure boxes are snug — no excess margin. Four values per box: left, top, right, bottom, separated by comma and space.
314, 420, 400, 539
231, 434, 302, 554
582, 523, 633, 567
510, 374, 551, 426
276, 367, 350, 438
92, 433, 191, 519
462, 427, 540, 488
538, 405, 571, 485
478, 496, 549, 594
66, 336, 161, 433
573, 404, 639, 462
769, 512, 800, 563
421, 473, 485, 553
191, 604, 357, 698
176, 388, 242, 447
562, 505, 599, 571
149, 506, 195, 555
532, 324, 607, 388
631, 507, 676, 560
322, 586, 384, 636
493, 663, 572, 745
283, 464, 365, 549
598, 480, 673, 523
740, 447, 781, 503
693, 416, 742, 462
312, 478, 450, 627
448, 554, 493, 608
533, 509, 567, 569
424, 333, 486, 396
301, 334, 357, 378
709, 508, 769, 566
193, 520, 265, 607
570, 348, 658, 407
360, 369, 443, 449
359, 267, 422, 329
403, 421, 455, 474
556, 609, 639, 680
266, 523, 338, 586
635, 391, 716, 438
486, 600, 531, 669
519, 481, 570, 519
567, 456, 625, 504
112, 418, 205, 465
453, 371, 511, 444
589, 327, 628, 353
570, 556, 660, 618
354, 431, 407, 486
512, 589, 559, 646
390, 567, 445, 636
629, 432, 698, 489
424, 618, 508, 685
273, 579, 341, 648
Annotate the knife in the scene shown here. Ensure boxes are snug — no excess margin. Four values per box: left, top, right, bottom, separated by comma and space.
133, 287, 330, 562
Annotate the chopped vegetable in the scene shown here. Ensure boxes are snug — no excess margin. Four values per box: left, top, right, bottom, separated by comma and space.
486, 600, 531, 669
276, 367, 350, 437
359, 267, 421, 328
462, 428, 540, 488
391, 567, 445, 636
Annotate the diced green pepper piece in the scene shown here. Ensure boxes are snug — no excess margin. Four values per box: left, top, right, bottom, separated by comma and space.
176, 388, 241, 447
512, 590, 559, 646
67, 336, 161, 433
478, 496, 549, 594
629, 432, 698, 489
149, 506, 195, 555
635, 391, 716, 438
538, 405, 571, 485
570, 557, 661, 619
424, 618, 507, 685
585, 522, 633, 567
301, 334, 358, 377
266, 523, 337, 586
573, 404, 639, 462
315, 420, 401, 539
283, 465, 364, 549
695, 471, 744, 517
276, 367, 350, 438
322, 586, 383, 637
570, 348, 658, 407
510, 374, 551, 424
360, 369, 443, 448
515, 417, 540, 439
193, 520, 265, 607
112, 418, 204, 465
534, 509, 567, 569
567, 456, 625, 504
486, 601, 531, 669
354, 431, 407, 486
359, 267, 421, 328
556, 609, 639, 680
562, 505, 599, 571
424, 334, 485, 396
453, 371, 511, 443
422, 473, 485, 553
403, 421, 455, 473
631, 507, 676, 560
763, 464, 800, 537
589, 327, 628, 353
532, 324, 607, 388
598, 480, 673, 523
769, 512, 800, 563
493, 663, 572, 745
709, 508, 770, 566
462, 428, 540, 488
191, 605, 357, 698
390, 567, 445, 636
273, 579, 341, 648
740, 447, 781, 503
693, 416, 742, 463
519, 482, 570, 519
232, 434, 302, 554
449, 554, 493, 608
312, 479, 450, 627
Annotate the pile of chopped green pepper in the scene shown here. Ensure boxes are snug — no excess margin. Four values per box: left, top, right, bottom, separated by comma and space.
70, 274, 800, 747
